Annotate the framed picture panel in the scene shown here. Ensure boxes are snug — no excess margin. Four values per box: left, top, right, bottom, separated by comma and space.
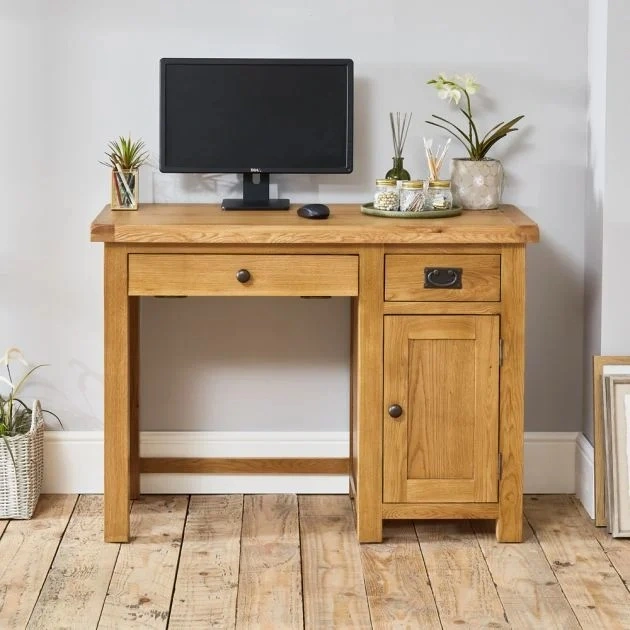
603, 375, 630, 536
593, 356, 630, 526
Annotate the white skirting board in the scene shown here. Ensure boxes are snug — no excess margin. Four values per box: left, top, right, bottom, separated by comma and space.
43, 430, 583, 495
575, 433, 595, 519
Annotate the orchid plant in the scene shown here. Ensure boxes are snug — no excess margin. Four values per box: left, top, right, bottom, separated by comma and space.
426, 73, 524, 161
0, 348, 60, 439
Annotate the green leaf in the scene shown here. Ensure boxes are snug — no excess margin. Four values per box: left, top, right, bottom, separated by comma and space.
477, 116, 524, 156
425, 121, 473, 155
478, 129, 519, 159
431, 115, 473, 146
481, 121, 506, 144
459, 108, 480, 153
1, 435, 16, 469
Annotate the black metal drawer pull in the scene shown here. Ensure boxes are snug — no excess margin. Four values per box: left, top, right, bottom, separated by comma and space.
236, 269, 251, 283
388, 404, 403, 418
424, 267, 462, 289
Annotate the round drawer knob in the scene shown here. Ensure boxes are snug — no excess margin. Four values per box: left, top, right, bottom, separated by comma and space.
236, 269, 251, 283
388, 404, 403, 419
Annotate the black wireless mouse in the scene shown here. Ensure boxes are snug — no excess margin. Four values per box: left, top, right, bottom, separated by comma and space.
297, 203, 330, 219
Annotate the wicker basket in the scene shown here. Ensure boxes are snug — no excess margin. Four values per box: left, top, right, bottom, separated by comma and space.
0, 400, 44, 519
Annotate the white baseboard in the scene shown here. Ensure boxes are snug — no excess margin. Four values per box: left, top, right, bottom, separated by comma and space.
575, 433, 595, 519
523, 432, 580, 493
43, 430, 582, 495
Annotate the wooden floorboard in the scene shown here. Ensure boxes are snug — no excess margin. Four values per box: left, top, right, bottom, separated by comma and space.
299, 495, 372, 629
415, 519, 510, 628
27, 495, 120, 630
98, 496, 188, 630
4, 493, 630, 628
472, 518, 580, 629
169, 495, 243, 630
525, 494, 630, 629
360, 520, 441, 629
0, 494, 77, 630
574, 496, 630, 591
236, 494, 302, 629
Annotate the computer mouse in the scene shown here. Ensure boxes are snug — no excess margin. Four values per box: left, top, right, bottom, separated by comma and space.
297, 203, 330, 219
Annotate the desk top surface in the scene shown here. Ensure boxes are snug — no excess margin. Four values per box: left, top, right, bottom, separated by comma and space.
91, 203, 539, 245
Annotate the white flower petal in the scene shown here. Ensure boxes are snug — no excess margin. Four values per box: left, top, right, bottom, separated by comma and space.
449, 88, 462, 105
0, 347, 28, 366
437, 88, 450, 100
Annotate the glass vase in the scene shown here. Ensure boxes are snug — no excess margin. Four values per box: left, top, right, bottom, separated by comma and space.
111, 168, 139, 210
385, 157, 410, 181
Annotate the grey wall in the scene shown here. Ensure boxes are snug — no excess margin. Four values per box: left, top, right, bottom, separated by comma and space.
583, 0, 607, 443
1, 1, 588, 433
583, 0, 630, 443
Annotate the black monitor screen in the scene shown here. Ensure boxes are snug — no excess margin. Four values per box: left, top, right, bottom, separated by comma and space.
160, 58, 353, 174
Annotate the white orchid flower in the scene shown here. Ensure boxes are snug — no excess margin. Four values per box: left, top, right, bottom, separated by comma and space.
437, 85, 462, 105
454, 73, 480, 95
0, 347, 28, 367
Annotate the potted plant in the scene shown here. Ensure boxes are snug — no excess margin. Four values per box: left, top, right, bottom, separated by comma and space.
0, 348, 60, 519
425, 74, 524, 210
101, 135, 149, 210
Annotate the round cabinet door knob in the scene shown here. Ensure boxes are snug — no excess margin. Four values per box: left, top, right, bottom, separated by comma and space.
236, 269, 251, 283
388, 404, 403, 418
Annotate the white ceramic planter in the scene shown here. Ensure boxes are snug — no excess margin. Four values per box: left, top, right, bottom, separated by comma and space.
451, 158, 503, 210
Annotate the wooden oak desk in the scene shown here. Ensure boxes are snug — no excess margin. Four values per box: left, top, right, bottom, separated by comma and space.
91, 203, 539, 543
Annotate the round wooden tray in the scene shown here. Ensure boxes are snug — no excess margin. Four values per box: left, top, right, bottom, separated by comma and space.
361, 202, 462, 219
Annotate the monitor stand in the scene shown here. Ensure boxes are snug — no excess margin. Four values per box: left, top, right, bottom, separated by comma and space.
222, 173, 290, 210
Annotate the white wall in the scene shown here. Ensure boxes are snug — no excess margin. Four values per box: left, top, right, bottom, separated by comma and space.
583, 0, 607, 443
582, 0, 630, 443
1, 0, 588, 433
601, 0, 630, 354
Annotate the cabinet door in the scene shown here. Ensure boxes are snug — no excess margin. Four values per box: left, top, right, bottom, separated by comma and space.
383, 315, 499, 504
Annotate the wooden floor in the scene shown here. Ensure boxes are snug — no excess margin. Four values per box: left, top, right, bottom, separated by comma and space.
0, 495, 629, 629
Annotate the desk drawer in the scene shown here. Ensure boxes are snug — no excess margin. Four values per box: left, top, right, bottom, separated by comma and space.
128, 254, 359, 296
385, 254, 501, 302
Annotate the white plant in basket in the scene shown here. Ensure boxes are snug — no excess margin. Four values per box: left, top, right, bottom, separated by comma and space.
0, 348, 60, 519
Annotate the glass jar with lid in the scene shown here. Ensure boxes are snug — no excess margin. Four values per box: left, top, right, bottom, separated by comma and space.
425, 179, 453, 210
399, 180, 426, 212
374, 179, 399, 211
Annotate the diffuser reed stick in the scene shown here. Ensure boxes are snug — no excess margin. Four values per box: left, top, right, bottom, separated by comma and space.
390, 112, 412, 158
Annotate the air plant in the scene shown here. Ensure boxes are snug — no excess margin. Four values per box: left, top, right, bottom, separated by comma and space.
101, 135, 149, 171
101, 135, 149, 208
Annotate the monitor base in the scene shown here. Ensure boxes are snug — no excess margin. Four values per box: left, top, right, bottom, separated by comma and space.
221, 198, 290, 211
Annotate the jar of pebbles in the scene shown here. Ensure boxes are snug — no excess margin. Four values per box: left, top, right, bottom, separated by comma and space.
425, 180, 453, 210
374, 179, 399, 211
400, 180, 426, 212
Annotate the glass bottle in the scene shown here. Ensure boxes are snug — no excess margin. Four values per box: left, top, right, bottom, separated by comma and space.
426, 180, 453, 210
400, 180, 426, 212
385, 157, 410, 181
374, 179, 399, 211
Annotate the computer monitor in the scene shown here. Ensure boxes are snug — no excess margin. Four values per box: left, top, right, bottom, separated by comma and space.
160, 58, 354, 210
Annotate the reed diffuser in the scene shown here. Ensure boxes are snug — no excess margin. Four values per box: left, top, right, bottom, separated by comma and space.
386, 112, 412, 180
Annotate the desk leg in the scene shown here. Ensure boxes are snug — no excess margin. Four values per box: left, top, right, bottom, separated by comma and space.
496, 245, 525, 543
129, 296, 140, 500
354, 246, 384, 543
104, 245, 131, 543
